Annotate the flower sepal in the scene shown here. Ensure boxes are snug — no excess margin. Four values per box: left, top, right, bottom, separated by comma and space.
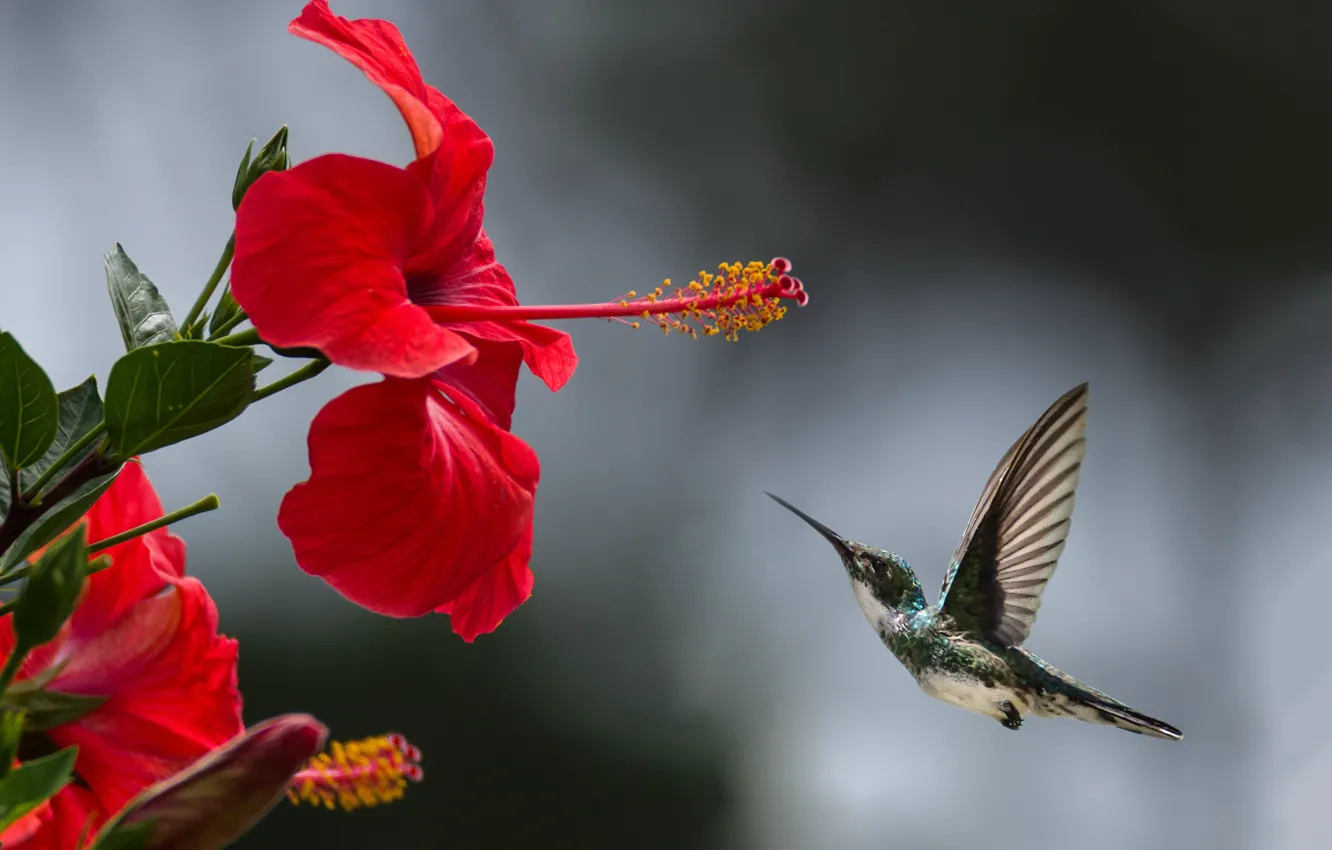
2, 675, 107, 731
12, 525, 88, 650
0, 708, 22, 782
0, 744, 78, 835
267, 342, 326, 360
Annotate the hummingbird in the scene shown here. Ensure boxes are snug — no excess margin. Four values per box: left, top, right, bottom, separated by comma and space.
767, 383, 1181, 740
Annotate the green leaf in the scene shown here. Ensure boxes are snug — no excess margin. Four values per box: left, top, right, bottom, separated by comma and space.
207, 287, 241, 336
104, 341, 254, 458
14, 525, 88, 647
105, 245, 177, 351
20, 377, 103, 493
0, 378, 102, 522
0, 746, 77, 833
0, 333, 59, 470
0, 466, 120, 571
249, 352, 273, 375
3, 685, 107, 731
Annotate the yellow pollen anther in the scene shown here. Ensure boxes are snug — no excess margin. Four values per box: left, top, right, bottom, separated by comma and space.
614, 258, 806, 342
286, 733, 423, 813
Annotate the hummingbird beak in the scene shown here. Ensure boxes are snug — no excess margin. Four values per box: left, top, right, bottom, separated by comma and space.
764, 492, 853, 560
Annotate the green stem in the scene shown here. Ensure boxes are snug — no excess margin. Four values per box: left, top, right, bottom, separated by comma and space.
0, 450, 117, 556
0, 644, 28, 694
252, 359, 331, 403
23, 421, 106, 502
212, 328, 262, 348
209, 302, 248, 338
86, 493, 220, 556
0, 600, 13, 619
182, 233, 236, 331
0, 555, 110, 591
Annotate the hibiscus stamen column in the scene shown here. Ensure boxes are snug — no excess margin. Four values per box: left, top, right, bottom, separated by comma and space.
287, 733, 423, 811
421, 258, 808, 341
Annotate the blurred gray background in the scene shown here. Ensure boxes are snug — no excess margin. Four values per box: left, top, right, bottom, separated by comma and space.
2, 1, 1330, 848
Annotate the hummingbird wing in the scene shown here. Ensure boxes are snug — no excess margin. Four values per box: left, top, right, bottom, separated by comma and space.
936, 383, 1089, 647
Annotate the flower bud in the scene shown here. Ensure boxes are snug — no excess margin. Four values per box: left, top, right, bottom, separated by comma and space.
231, 126, 290, 211
90, 714, 327, 850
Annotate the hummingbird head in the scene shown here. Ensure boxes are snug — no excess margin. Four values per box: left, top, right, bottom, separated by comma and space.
766, 492, 927, 631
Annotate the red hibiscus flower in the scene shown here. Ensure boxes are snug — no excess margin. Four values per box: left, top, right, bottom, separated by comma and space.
231, 0, 806, 640
0, 462, 243, 849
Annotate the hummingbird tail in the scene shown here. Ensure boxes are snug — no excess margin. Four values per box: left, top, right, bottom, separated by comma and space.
1040, 692, 1183, 741
1015, 650, 1181, 741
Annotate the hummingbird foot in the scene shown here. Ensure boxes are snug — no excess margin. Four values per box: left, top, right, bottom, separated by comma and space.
999, 700, 1023, 730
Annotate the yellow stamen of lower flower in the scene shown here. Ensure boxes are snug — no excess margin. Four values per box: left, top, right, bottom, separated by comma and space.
286, 733, 422, 812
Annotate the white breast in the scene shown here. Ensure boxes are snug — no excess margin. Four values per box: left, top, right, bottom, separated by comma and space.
916, 670, 1031, 721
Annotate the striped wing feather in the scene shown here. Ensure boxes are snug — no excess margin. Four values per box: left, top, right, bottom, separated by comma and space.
937, 383, 1089, 646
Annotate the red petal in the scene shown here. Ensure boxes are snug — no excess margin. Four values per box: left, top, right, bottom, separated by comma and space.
432, 334, 522, 430
289, 0, 439, 159
278, 378, 540, 618
49, 579, 242, 818
75, 460, 182, 635
458, 320, 577, 395
0, 786, 100, 850
232, 154, 476, 378
42, 586, 180, 695
289, 1, 493, 190
435, 526, 534, 642
411, 230, 578, 398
